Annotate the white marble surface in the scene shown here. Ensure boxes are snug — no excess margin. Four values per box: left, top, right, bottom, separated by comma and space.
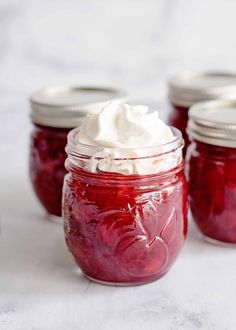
2, 1, 236, 329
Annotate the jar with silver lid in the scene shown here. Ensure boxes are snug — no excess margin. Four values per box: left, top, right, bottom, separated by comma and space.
29, 86, 127, 218
186, 100, 236, 244
168, 71, 236, 154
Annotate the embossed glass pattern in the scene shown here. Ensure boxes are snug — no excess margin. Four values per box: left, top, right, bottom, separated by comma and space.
62, 129, 188, 285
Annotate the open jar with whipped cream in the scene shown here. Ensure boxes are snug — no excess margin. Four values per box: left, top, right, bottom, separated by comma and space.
30, 86, 126, 218
168, 72, 236, 154
186, 100, 236, 244
63, 103, 188, 285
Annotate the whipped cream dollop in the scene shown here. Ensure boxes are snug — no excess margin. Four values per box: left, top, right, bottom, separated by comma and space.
76, 103, 181, 175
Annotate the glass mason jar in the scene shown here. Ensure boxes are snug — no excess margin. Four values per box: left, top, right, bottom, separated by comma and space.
30, 86, 126, 217
168, 72, 236, 155
63, 127, 188, 286
186, 100, 236, 244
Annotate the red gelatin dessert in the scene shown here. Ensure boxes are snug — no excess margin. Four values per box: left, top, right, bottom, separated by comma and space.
168, 104, 190, 154
63, 167, 187, 285
187, 141, 236, 243
30, 124, 70, 216
63, 102, 188, 286
187, 100, 236, 244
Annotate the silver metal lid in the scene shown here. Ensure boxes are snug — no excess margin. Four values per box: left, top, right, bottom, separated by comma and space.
187, 100, 236, 148
168, 71, 236, 107
30, 86, 127, 128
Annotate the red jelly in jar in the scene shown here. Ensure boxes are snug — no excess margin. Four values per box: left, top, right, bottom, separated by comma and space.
30, 125, 70, 216
30, 86, 126, 217
168, 72, 236, 155
187, 100, 236, 244
63, 127, 188, 285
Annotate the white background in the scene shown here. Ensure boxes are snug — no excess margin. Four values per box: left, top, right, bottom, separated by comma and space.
1, 1, 236, 329
2, 0, 236, 106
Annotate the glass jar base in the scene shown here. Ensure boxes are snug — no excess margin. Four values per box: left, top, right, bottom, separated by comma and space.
84, 274, 163, 287
202, 234, 236, 247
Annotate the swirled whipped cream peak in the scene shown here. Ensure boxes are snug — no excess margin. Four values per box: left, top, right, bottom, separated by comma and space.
77, 103, 181, 175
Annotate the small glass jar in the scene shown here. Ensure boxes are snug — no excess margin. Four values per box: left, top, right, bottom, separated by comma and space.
186, 100, 236, 244
30, 86, 126, 217
168, 72, 236, 154
63, 127, 188, 286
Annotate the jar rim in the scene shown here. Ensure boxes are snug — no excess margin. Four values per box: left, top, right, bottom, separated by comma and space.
168, 71, 236, 107
30, 85, 127, 128
187, 99, 236, 148
66, 126, 184, 160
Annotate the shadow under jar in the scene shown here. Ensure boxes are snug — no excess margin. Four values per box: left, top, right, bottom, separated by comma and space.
186, 100, 236, 244
63, 127, 188, 286
168, 71, 236, 155
29, 86, 126, 217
